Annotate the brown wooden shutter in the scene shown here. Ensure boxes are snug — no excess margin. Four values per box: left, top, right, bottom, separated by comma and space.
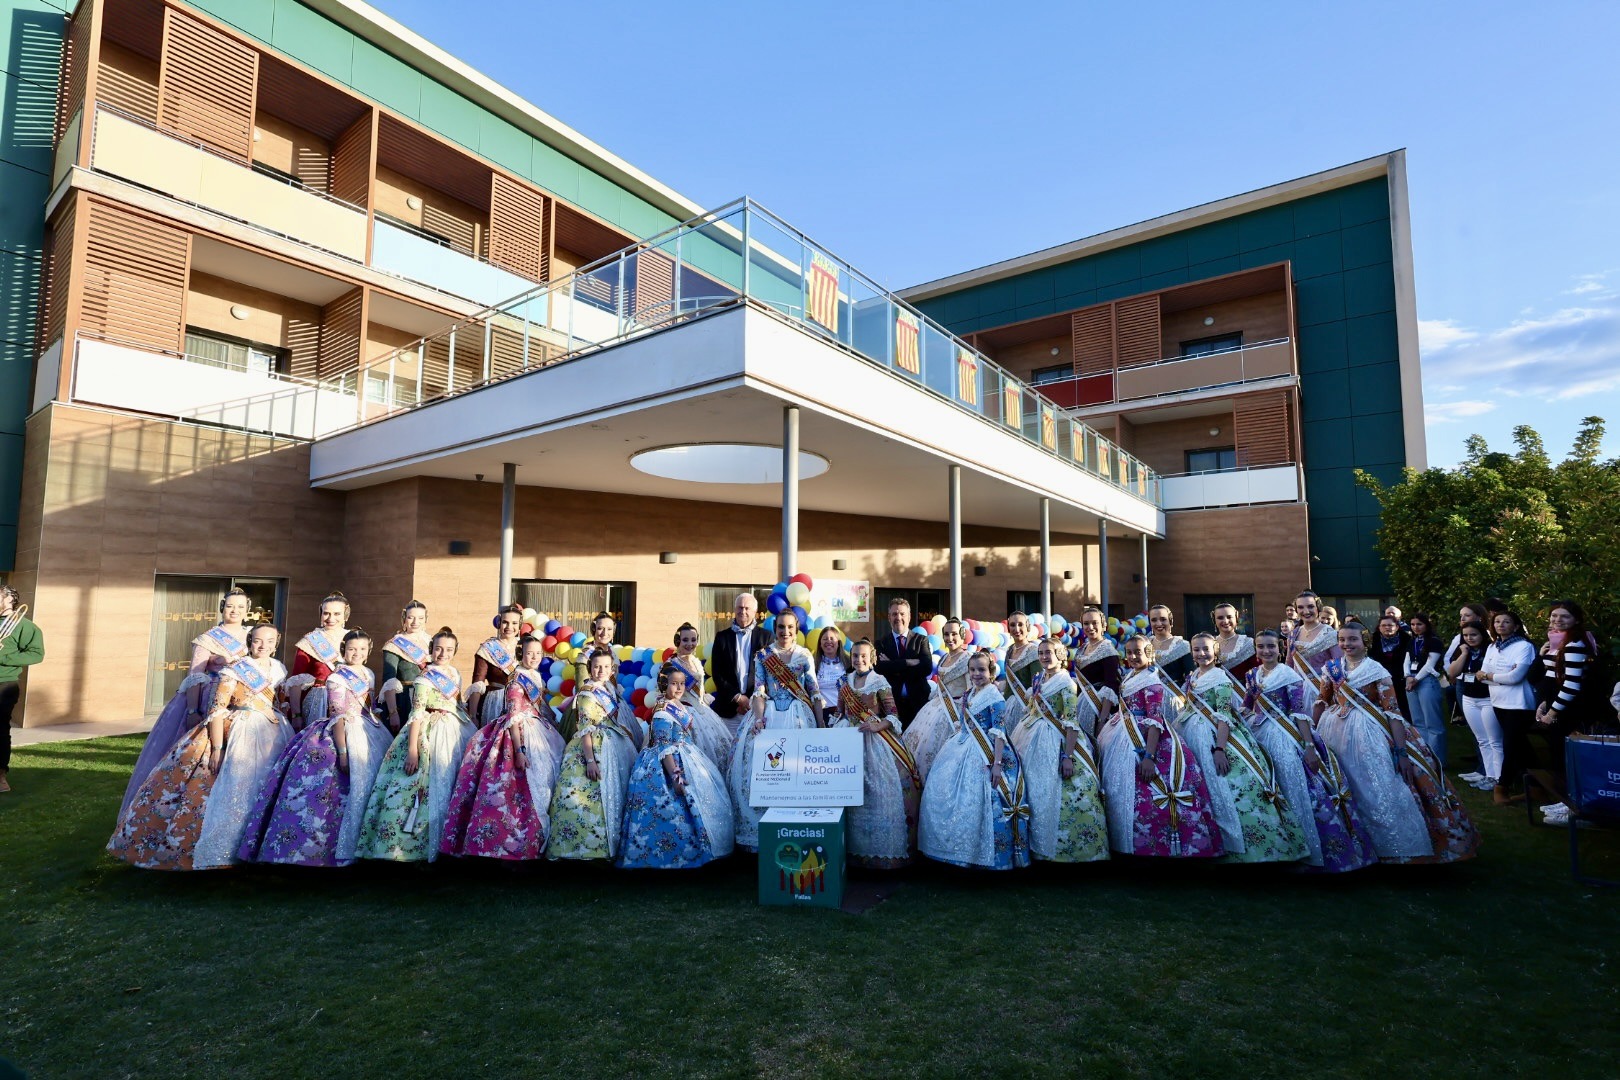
631, 249, 674, 323
1233, 389, 1293, 466
330, 113, 372, 208
1071, 305, 1113, 375
39, 203, 77, 353
1113, 294, 1161, 368
157, 7, 257, 162
99, 50, 160, 123
317, 289, 364, 380
420, 335, 451, 397
79, 200, 188, 351
55, 1, 92, 145
487, 174, 549, 282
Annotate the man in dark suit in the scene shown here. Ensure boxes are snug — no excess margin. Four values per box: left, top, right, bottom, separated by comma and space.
711, 592, 772, 736
875, 597, 931, 729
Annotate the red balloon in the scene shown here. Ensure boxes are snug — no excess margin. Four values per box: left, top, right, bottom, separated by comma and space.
638, 706, 654, 720
662, 647, 676, 661
542, 635, 557, 651
560, 679, 575, 696
520, 623, 534, 636
789, 573, 813, 589
631, 689, 648, 707
556, 626, 574, 641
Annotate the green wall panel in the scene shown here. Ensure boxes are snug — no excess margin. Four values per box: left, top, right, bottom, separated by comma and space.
419, 77, 482, 141
479, 114, 531, 177
911, 175, 1406, 596
530, 138, 580, 204
270, 0, 352, 82
350, 38, 421, 117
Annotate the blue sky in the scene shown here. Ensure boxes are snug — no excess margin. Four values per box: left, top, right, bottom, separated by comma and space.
375, 0, 1620, 468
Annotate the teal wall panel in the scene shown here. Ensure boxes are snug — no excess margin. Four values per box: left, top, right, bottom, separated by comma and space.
0, 0, 63, 571
185, 1, 686, 241
915, 176, 1405, 598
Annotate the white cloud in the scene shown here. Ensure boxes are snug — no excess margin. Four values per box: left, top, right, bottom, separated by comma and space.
1418, 318, 1476, 352
1424, 399, 1497, 424
1567, 270, 1616, 298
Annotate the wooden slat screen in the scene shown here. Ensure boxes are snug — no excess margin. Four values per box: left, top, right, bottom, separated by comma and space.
286, 312, 320, 381
39, 202, 76, 353
1071, 306, 1113, 375
1233, 389, 1293, 467
316, 289, 364, 380
157, 7, 257, 162
487, 175, 548, 282
55, 1, 92, 145
488, 323, 537, 380
79, 200, 188, 351
1114, 294, 1161, 369
554, 201, 633, 264
420, 335, 451, 397
329, 114, 372, 208
98, 51, 159, 123
631, 249, 674, 323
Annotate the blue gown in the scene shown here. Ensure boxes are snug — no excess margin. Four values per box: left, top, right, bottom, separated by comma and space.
618, 702, 735, 868
918, 685, 1032, 870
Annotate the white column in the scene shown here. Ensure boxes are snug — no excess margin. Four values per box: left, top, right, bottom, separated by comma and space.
781, 406, 799, 580
499, 463, 516, 608
1098, 518, 1110, 614
1140, 532, 1150, 613
948, 465, 962, 618
1039, 497, 1051, 618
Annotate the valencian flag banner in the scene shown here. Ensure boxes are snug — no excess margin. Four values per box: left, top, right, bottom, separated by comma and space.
895, 310, 921, 374
1041, 406, 1057, 449
808, 251, 840, 333
957, 348, 978, 405
1002, 384, 1022, 429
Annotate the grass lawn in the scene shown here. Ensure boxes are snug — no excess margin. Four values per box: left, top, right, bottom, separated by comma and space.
3, 733, 1619, 1079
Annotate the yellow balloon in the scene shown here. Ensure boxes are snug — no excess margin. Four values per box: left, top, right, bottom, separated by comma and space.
785, 582, 810, 607
616, 645, 632, 661
704, 678, 716, 693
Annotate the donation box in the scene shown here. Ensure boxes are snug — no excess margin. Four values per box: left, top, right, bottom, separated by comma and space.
751, 728, 864, 909
758, 807, 845, 909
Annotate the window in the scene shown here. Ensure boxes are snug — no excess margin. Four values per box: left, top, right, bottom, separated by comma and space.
147, 576, 284, 714
1182, 594, 1254, 638
1007, 590, 1042, 615
696, 583, 777, 650
184, 327, 289, 377
1333, 596, 1391, 628
510, 580, 634, 643
875, 588, 945, 628
1185, 446, 1238, 474
1030, 363, 1072, 386
1180, 332, 1243, 357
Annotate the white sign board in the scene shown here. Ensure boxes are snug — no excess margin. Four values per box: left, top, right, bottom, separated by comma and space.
749, 727, 865, 807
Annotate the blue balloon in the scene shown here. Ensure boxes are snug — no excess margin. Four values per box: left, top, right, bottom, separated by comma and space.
766, 593, 789, 615
763, 615, 776, 633
569, 632, 586, 648
790, 605, 808, 627
544, 620, 561, 635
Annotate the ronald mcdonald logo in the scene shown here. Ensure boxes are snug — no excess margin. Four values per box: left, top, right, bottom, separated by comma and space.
765, 738, 787, 771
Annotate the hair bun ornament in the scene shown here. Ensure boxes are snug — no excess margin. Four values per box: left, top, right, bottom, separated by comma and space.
438, 626, 454, 636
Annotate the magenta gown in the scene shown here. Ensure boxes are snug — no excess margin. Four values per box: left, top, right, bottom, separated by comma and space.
440, 676, 563, 860
1099, 669, 1224, 858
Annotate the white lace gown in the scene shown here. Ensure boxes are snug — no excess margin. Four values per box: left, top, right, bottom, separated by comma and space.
334, 711, 395, 864
918, 685, 1024, 868
833, 671, 912, 866
192, 660, 291, 869
1314, 658, 1432, 859
674, 657, 735, 780
1246, 664, 1325, 867
903, 648, 973, 781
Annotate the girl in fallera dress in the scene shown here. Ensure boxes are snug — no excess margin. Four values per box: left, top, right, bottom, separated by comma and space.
731, 611, 823, 851
285, 592, 350, 728
1180, 634, 1308, 864
904, 618, 974, 781
379, 600, 431, 735
1212, 603, 1258, 682
1007, 638, 1110, 863
1001, 612, 1040, 700
1312, 622, 1479, 864
1073, 608, 1123, 699
467, 605, 524, 727
833, 639, 920, 869
618, 663, 736, 868
118, 587, 252, 820
918, 650, 1032, 870
236, 629, 377, 867
1148, 604, 1192, 685
812, 626, 848, 727
1289, 591, 1341, 678
109, 624, 287, 870
1241, 630, 1378, 873
548, 649, 640, 861
356, 628, 476, 863
670, 622, 736, 777
442, 637, 563, 861
1098, 636, 1223, 859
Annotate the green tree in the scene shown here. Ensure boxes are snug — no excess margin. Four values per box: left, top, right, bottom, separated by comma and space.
1356, 417, 1620, 648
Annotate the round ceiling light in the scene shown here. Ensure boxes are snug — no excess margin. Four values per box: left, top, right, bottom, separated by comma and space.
631, 443, 830, 484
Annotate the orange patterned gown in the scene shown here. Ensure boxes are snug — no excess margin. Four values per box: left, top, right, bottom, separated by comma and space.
108, 659, 286, 870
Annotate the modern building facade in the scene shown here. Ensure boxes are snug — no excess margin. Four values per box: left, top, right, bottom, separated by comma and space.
3, 0, 1422, 727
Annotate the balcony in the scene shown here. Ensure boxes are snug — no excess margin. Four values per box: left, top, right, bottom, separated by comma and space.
89, 105, 368, 262
370, 218, 541, 309
69, 335, 357, 440
1158, 464, 1301, 510
1116, 338, 1295, 401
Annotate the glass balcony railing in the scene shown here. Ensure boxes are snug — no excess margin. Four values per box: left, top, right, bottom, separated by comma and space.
313, 198, 1162, 506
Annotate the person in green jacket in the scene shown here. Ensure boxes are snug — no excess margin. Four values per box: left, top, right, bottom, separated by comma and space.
0, 586, 45, 794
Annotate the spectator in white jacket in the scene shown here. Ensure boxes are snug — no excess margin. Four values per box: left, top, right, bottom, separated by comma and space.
1478, 610, 1538, 805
